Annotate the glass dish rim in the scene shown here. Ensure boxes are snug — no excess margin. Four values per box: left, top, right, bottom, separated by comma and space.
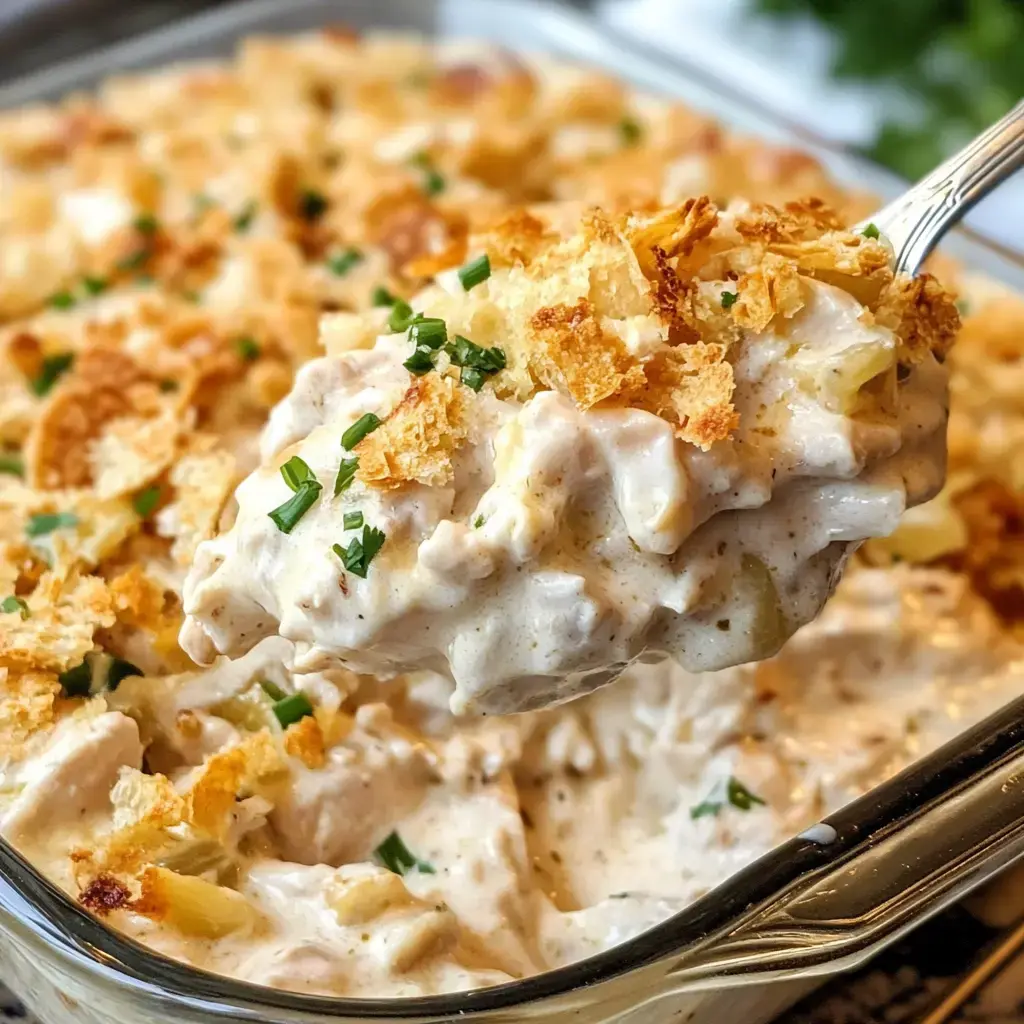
2, 0, 1024, 1017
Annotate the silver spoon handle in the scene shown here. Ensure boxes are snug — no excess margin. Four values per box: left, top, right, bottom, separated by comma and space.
860, 99, 1024, 276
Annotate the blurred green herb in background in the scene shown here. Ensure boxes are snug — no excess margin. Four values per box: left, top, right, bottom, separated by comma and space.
754, 0, 1024, 179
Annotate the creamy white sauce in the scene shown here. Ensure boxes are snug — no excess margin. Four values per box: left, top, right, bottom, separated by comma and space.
180, 280, 948, 714
9, 564, 1022, 998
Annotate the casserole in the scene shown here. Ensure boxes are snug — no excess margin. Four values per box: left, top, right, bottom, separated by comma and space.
6, 2, 1024, 1024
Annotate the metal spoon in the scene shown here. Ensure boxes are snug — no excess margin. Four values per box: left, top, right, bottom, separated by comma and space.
860, 98, 1024, 276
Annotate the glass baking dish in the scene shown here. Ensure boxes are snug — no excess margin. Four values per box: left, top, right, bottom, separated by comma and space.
3, 2, 1024, 1022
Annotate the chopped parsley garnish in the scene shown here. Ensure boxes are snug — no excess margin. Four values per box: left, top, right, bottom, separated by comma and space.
272, 692, 315, 728
25, 511, 79, 538
58, 660, 92, 698
387, 299, 416, 333
690, 776, 767, 820
618, 116, 643, 145
403, 346, 435, 376
445, 334, 506, 390
333, 524, 386, 578
1, 595, 29, 619
473, 514, 485, 529
409, 316, 447, 350
236, 336, 260, 361
343, 510, 364, 530
116, 248, 150, 273
721, 291, 739, 310
457, 254, 491, 292
30, 353, 74, 397
371, 285, 397, 307
298, 188, 329, 222
410, 152, 445, 197
374, 831, 435, 876
280, 456, 316, 492
0, 451, 24, 477
48, 291, 76, 310
861, 222, 881, 240
82, 275, 109, 296
133, 213, 159, 236
268, 479, 322, 533
341, 413, 382, 451
327, 248, 364, 277
132, 486, 161, 519
259, 679, 287, 702
334, 457, 359, 496
233, 200, 257, 233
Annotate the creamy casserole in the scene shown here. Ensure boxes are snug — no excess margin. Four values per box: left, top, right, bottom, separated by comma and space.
0, 29, 1017, 1001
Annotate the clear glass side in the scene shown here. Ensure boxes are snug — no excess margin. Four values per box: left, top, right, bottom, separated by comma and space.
2, 2, 1024, 1021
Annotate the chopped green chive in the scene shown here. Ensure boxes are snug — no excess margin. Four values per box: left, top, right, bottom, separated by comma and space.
403, 347, 436, 376
158, 379, 179, 393
298, 189, 328, 222
116, 248, 150, 273
0, 451, 24, 477
193, 193, 216, 215
473, 514, 485, 529
458, 254, 491, 292
259, 679, 287, 702
82, 275, 109, 296
1, 595, 29, 619
133, 213, 159, 236
690, 776, 766, 820
409, 317, 447, 350
236, 336, 260, 361
446, 335, 506, 372
411, 152, 445, 197
371, 285, 397, 307
106, 657, 142, 690
273, 692, 314, 728
280, 455, 316, 492
333, 524, 386, 578
619, 116, 643, 146
182, 289, 202, 304
387, 299, 416, 333
726, 776, 766, 811
343, 510, 364, 530
268, 480, 322, 533
445, 334, 506, 390
133, 486, 160, 519
861, 222, 880, 240
956, 298, 971, 317
233, 200, 257, 233
30, 353, 74, 397
374, 831, 435, 876
48, 291, 76, 310
721, 291, 738, 310
334, 457, 359, 496
26, 511, 79, 538
341, 413, 382, 451
327, 248, 364, 277
59, 660, 93, 698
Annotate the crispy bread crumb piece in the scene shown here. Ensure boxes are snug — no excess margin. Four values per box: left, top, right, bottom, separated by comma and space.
528, 299, 646, 409
630, 343, 738, 450
731, 253, 807, 332
357, 374, 468, 489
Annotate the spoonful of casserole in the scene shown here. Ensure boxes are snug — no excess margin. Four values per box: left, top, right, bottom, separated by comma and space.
177, 192, 947, 711
180, 102, 1022, 714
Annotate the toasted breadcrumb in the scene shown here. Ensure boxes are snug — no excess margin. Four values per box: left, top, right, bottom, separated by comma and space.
357, 374, 468, 489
